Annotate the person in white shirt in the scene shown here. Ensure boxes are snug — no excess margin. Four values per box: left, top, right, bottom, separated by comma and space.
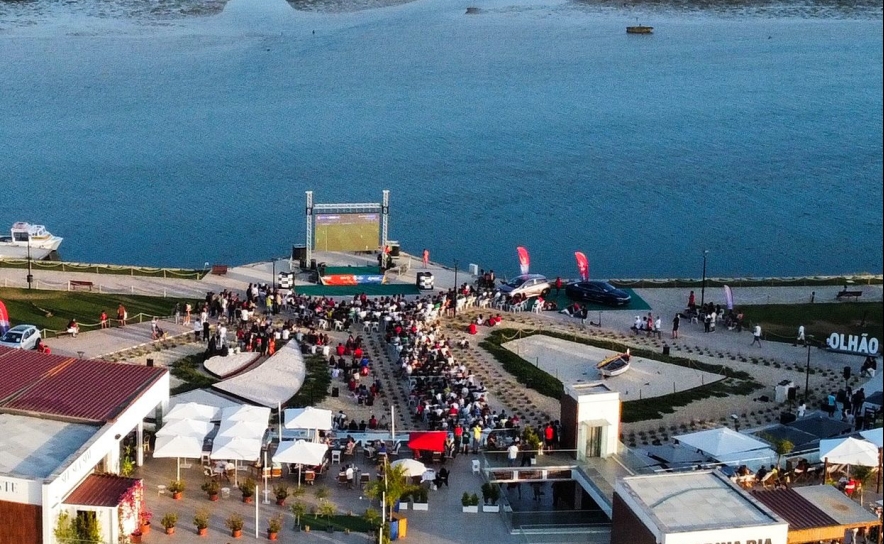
797, 325, 805, 345
507, 443, 519, 466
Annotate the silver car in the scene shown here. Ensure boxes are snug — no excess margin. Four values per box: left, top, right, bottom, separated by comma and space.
496, 274, 551, 298
0, 324, 42, 350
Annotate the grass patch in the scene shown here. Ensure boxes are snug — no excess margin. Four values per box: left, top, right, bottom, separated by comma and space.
299, 514, 375, 533
286, 353, 332, 407
0, 287, 201, 333
169, 353, 218, 395
481, 328, 762, 423
740, 302, 882, 345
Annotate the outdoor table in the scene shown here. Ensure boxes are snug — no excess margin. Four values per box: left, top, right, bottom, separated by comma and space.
421, 469, 436, 484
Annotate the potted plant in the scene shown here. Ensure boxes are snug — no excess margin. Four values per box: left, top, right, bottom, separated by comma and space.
524, 427, 543, 464
193, 508, 210, 536
317, 501, 338, 533
267, 514, 283, 541
412, 486, 429, 511
225, 513, 245, 538
272, 483, 289, 506
168, 480, 185, 500
290, 501, 306, 531
481, 483, 500, 512
201, 479, 221, 501
238, 478, 256, 503
160, 512, 178, 535
397, 489, 410, 511
461, 492, 479, 513
138, 508, 152, 535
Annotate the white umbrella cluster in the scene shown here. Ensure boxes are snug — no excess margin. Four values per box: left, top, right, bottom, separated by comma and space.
153, 402, 218, 480
210, 404, 270, 485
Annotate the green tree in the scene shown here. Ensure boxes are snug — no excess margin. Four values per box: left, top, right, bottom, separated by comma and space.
773, 438, 794, 468
364, 459, 420, 521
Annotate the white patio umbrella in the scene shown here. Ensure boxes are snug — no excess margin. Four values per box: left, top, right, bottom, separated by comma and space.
859, 428, 883, 449
272, 440, 329, 487
220, 404, 271, 424
153, 434, 204, 480
820, 437, 880, 467
155, 418, 214, 438
390, 458, 427, 478
673, 427, 770, 458
210, 435, 262, 486
284, 407, 333, 442
165, 402, 219, 422
216, 419, 268, 440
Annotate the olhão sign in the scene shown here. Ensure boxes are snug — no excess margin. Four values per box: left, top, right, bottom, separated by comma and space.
827, 332, 879, 355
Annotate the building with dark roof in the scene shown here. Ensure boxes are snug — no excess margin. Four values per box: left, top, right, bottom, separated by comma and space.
0, 347, 168, 544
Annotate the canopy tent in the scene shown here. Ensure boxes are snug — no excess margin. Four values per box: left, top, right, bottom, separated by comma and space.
210, 435, 263, 486
859, 428, 883, 449
155, 418, 214, 438
390, 458, 427, 478
673, 427, 770, 458
407, 431, 447, 453
714, 448, 777, 472
819, 437, 879, 467
165, 401, 219, 422
284, 407, 333, 430
220, 404, 271, 424
153, 434, 204, 480
216, 419, 268, 440
272, 440, 329, 487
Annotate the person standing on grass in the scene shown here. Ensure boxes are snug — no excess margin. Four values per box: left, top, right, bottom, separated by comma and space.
117, 304, 127, 326
100, 310, 109, 329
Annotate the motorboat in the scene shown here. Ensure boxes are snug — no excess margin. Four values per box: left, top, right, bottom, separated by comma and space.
0, 222, 63, 260
626, 25, 653, 34
597, 349, 631, 377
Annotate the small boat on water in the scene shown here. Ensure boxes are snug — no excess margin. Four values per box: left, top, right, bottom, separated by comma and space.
597, 349, 631, 377
0, 222, 63, 260
626, 25, 653, 34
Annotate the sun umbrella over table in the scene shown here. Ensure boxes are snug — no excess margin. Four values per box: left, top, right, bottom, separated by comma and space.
155, 418, 214, 438
165, 402, 219, 422
272, 440, 329, 487
390, 458, 427, 478
153, 434, 204, 480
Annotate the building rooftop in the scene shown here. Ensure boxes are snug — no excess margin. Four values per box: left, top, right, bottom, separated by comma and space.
0, 413, 99, 479
64, 474, 141, 507
0, 347, 166, 423
619, 470, 782, 533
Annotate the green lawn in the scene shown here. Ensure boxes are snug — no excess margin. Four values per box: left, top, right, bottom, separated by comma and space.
739, 302, 882, 345
0, 287, 202, 332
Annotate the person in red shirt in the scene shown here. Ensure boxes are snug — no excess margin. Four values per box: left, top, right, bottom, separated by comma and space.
544, 423, 555, 450
336, 343, 346, 357
554, 276, 563, 295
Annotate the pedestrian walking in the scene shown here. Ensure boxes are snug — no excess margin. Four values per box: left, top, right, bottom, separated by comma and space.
751, 324, 762, 347
672, 313, 680, 339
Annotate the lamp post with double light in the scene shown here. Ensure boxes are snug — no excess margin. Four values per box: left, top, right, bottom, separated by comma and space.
26, 237, 33, 290
700, 249, 709, 308
804, 335, 814, 403
453, 260, 459, 317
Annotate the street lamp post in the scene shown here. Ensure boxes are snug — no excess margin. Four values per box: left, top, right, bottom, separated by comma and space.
452, 260, 459, 317
271, 258, 276, 290
700, 249, 709, 308
26, 238, 33, 290
804, 335, 814, 403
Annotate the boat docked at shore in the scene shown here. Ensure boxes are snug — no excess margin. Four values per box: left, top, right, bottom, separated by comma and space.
0, 222, 63, 260
626, 25, 653, 34
596, 349, 631, 377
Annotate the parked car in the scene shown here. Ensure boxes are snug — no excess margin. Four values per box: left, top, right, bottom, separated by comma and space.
496, 274, 551, 298
0, 324, 42, 350
564, 281, 631, 306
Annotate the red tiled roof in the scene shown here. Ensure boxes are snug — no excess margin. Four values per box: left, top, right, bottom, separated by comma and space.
64, 474, 141, 507
750, 488, 839, 530
0, 347, 75, 401
0, 349, 166, 423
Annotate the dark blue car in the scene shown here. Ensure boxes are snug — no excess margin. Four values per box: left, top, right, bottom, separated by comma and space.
564, 281, 631, 306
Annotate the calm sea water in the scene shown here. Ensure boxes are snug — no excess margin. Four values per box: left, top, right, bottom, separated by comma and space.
0, 0, 881, 279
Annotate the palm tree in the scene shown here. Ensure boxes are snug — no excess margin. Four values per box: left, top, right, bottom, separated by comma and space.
773, 438, 794, 469
363, 459, 420, 522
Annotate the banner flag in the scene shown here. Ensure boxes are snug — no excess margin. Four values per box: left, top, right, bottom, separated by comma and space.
0, 300, 9, 336
723, 285, 734, 310
575, 252, 589, 281
517, 247, 530, 275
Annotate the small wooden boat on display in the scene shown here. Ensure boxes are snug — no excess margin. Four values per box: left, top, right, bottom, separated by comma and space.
597, 349, 631, 377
